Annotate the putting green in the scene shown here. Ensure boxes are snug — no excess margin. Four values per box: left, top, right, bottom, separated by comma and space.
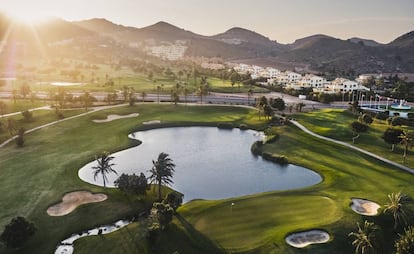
180, 195, 339, 252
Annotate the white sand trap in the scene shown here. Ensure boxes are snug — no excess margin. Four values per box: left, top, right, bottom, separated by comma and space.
143, 120, 161, 125
93, 113, 139, 123
285, 230, 330, 248
47, 191, 107, 216
350, 198, 381, 216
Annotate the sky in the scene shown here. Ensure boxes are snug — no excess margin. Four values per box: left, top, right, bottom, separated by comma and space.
1, 0, 413, 44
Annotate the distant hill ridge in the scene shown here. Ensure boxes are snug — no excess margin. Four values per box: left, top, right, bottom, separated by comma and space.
1, 14, 414, 72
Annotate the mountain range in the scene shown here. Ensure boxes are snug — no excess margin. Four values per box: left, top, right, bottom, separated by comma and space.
1, 13, 414, 73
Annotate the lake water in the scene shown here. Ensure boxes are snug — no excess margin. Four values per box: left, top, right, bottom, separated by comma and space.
78, 127, 321, 201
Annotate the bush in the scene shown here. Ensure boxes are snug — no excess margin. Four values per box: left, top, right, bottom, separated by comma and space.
251, 140, 263, 156
217, 123, 233, 129
376, 111, 389, 120
351, 121, 369, 133
359, 113, 373, 125
261, 152, 288, 164
15, 128, 25, 147
162, 192, 183, 211
114, 173, 148, 195
239, 123, 248, 130
21, 110, 33, 121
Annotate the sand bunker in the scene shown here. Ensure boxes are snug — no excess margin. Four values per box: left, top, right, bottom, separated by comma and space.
143, 120, 161, 125
285, 230, 330, 248
47, 191, 107, 216
93, 113, 139, 123
350, 198, 381, 216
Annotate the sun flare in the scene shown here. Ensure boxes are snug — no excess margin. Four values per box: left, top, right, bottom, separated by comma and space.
3, 9, 52, 24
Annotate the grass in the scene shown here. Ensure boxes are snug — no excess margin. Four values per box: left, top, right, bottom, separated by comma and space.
0, 104, 265, 254
1, 105, 414, 254
0, 99, 49, 115
293, 108, 414, 166
0, 108, 85, 143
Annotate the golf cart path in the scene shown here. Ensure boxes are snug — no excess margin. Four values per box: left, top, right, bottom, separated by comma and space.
0, 104, 128, 148
290, 120, 414, 174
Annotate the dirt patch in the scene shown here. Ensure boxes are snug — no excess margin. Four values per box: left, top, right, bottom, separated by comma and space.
350, 198, 381, 216
93, 113, 139, 123
285, 230, 330, 248
47, 191, 107, 216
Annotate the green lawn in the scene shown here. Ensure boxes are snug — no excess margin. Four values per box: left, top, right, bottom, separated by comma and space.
0, 99, 50, 115
1, 105, 413, 254
0, 104, 265, 254
293, 108, 414, 166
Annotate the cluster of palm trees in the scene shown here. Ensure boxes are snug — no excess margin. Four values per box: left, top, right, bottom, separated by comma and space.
93, 151, 176, 201
349, 192, 414, 254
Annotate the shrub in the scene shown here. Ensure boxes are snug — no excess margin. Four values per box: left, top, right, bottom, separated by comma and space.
351, 121, 369, 133
239, 123, 248, 130
376, 111, 389, 120
217, 123, 233, 129
251, 140, 263, 156
21, 110, 33, 121
261, 152, 288, 164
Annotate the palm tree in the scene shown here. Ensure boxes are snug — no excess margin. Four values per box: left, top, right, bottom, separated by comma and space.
399, 130, 413, 163
141, 91, 147, 102
384, 192, 412, 230
247, 89, 254, 105
148, 152, 175, 200
348, 220, 380, 254
395, 226, 414, 254
92, 151, 117, 188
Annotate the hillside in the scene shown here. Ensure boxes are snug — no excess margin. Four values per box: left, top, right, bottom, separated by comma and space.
1, 15, 414, 73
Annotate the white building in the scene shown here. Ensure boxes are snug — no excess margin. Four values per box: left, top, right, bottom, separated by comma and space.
297, 74, 326, 89
148, 44, 187, 61
322, 78, 370, 94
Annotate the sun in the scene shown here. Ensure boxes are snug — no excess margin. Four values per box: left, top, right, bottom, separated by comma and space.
3, 9, 52, 24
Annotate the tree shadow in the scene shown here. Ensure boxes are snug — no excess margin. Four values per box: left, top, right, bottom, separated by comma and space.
155, 213, 225, 254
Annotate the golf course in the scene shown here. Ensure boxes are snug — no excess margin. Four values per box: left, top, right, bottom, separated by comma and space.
0, 103, 413, 254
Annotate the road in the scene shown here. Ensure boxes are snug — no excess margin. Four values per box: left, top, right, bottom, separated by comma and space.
0, 90, 325, 108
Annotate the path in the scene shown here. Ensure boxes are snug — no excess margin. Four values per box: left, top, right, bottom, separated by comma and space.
0, 106, 52, 118
290, 120, 414, 174
0, 103, 128, 148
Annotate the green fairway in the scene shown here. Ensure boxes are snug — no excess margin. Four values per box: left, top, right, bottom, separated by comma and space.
293, 108, 414, 166
1, 105, 414, 254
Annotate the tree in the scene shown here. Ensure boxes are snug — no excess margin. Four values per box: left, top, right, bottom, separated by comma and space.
163, 192, 183, 212
171, 90, 179, 105
148, 152, 175, 200
272, 98, 286, 112
92, 151, 117, 188
197, 84, 208, 104
21, 110, 33, 122
230, 72, 240, 93
20, 83, 31, 99
257, 96, 268, 120
382, 128, 403, 151
399, 130, 413, 164
141, 91, 147, 102
6, 118, 16, 137
152, 202, 174, 230
247, 89, 254, 105
79, 92, 95, 111
348, 220, 380, 254
296, 102, 306, 112
114, 173, 148, 195
0, 101, 7, 116
384, 192, 412, 230
263, 104, 273, 120
15, 128, 25, 147
359, 113, 373, 125
351, 121, 368, 143
395, 226, 414, 254
0, 216, 36, 248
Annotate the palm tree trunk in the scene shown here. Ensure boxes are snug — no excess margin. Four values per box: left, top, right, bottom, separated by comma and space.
102, 173, 106, 188
158, 180, 162, 200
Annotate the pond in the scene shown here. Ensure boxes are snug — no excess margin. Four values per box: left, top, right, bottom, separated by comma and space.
78, 127, 321, 201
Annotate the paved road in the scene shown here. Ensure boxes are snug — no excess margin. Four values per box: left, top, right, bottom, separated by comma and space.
290, 120, 414, 174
